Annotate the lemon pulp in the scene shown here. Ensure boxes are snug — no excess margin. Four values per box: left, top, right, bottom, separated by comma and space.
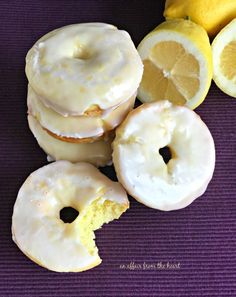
212, 19, 236, 97
141, 41, 200, 105
220, 41, 236, 80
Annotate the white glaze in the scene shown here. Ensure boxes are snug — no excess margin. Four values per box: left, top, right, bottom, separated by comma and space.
113, 101, 215, 211
26, 23, 143, 115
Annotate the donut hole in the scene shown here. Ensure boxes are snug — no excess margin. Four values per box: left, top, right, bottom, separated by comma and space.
159, 146, 172, 164
73, 46, 92, 60
60, 207, 79, 223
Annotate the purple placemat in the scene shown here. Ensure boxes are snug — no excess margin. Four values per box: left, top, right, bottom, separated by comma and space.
0, 1, 235, 296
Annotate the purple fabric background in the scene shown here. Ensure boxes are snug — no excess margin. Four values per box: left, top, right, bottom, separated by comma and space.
0, 1, 235, 296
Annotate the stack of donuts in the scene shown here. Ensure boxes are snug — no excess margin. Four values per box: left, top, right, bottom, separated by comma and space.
26, 23, 143, 167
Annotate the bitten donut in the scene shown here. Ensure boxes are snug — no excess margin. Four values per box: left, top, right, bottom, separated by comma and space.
113, 101, 215, 211
28, 116, 113, 167
26, 23, 143, 116
27, 85, 136, 139
12, 161, 129, 272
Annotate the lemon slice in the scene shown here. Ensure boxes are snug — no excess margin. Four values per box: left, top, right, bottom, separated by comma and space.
137, 19, 212, 109
212, 19, 236, 97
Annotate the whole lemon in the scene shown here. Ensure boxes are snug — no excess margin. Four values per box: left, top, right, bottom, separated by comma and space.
164, 0, 236, 37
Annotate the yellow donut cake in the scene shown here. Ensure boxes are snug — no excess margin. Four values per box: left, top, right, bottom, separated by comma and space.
12, 161, 129, 272
113, 101, 215, 211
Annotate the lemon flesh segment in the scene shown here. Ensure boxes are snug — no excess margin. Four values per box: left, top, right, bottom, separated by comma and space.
138, 20, 212, 110
220, 41, 236, 80
141, 41, 200, 105
212, 19, 236, 97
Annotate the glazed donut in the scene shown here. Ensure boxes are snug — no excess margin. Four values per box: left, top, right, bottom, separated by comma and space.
27, 85, 136, 139
26, 23, 143, 116
12, 161, 129, 272
113, 101, 215, 211
28, 115, 112, 167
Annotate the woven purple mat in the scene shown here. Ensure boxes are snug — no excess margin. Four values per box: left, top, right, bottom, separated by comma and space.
0, 1, 235, 296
